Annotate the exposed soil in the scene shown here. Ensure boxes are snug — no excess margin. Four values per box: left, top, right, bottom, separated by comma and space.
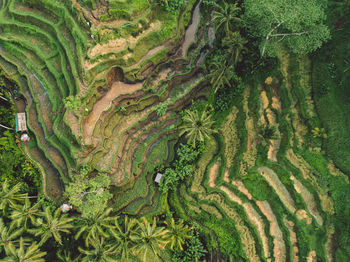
306, 250, 317, 262
290, 175, 323, 225
243, 203, 270, 260
219, 186, 242, 205
83, 81, 142, 145
256, 201, 286, 262
208, 162, 219, 188
260, 90, 269, 110
295, 209, 312, 224
232, 180, 253, 200
284, 218, 299, 262
65, 110, 81, 139
271, 96, 281, 110
223, 169, 230, 183
258, 167, 296, 213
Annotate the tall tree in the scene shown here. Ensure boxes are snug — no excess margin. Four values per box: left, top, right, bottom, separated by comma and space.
75, 207, 114, 247
207, 54, 238, 93
10, 198, 42, 230
0, 219, 25, 255
109, 216, 137, 260
164, 218, 191, 251
27, 207, 74, 246
78, 237, 118, 262
179, 110, 216, 146
131, 217, 168, 262
243, 0, 330, 56
0, 238, 46, 262
212, 2, 241, 35
222, 32, 248, 65
0, 181, 26, 213
65, 172, 112, 218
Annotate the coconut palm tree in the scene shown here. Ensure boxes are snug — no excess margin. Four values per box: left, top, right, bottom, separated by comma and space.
212, 2, 241, 35
164, 218, 192, 251
222, 32, 248, 66
131, 217, 168, 262
57, 250, 81, 262
75, 207, 114, 247
10, 198, 42, 230
78, 237, 118, 262
0, 219, 26, 255
179, 110, 216, 146
207, 57, 236, 93
27, 207, 74, 246
109, 216, 137, 260
0, 237, 46, 262
0, 181, 27, 212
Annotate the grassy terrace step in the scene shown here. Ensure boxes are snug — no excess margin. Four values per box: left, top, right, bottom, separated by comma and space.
0, 57, 63, 200
113, 134, 175, 213
0, 16, 77, 95
0, 35, 68, 99
0, 42, 77, 165
8, 1, 83, 90
0, 47, 72, 178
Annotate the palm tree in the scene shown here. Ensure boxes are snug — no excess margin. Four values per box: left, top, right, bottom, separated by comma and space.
57, 250, 81, 262
222, 32, 248, 66
10, 198, 42, 230
0, 181, 27, 212
207, 58, 236, 93
212, 2, 241, 35
179, 110, 216, 146
27, 207, 74, 246
0, 237, 46, 262
131, 217, 168, 262
75, 207, 114, 247
164, 218, 192, 251
109, 216, 137, 260
257, 124, 278, 146
0, 219, 25, 255
78, 237, 118, 262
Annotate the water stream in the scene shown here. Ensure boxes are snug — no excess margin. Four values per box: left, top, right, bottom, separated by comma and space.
182, 0, 202, 57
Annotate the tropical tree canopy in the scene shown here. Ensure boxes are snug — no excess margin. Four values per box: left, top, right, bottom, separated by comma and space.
212, 2, 241, 34
75, 207, 115, 247
243, 0, 330, 56
0, 237, 46, 262
179, 110, 216, 146
27, 207, 74, 246
109, 216, 138, 259
0, 181, 26, 213
164, 218, 192, 251
131, 217, 168, 262
10, 198, 42, 229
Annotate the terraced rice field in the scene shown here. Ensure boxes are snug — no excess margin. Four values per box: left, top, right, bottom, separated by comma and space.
0, 0, 349, 261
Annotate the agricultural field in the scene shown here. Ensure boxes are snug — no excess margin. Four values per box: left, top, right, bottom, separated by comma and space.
0, 0, 349, 261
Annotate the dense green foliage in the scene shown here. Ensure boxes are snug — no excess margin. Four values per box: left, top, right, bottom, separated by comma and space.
243, 0, 331, 56
64, 167, 112, 218
159, 144, 199, 193
1, 0, 350, 261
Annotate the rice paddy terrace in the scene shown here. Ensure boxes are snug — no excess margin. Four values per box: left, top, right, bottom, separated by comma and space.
0, 0, 349, 261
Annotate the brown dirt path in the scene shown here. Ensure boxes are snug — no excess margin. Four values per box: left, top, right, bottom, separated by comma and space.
284, 218, 299, 262
243, 203, 270, 260
208, 162, 219, 188
258, 167, 296, 213
256, 201, 286, 262
290, 176, 323, 226
83, 81, 142, 145
232, 180, 253, 200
